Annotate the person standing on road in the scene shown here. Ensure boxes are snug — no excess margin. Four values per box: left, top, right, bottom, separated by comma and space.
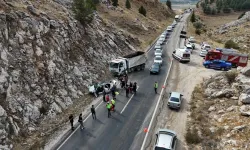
106, 94, 110, 102
129, 82, 133, 93
126, 85, 129, 97
91, 105, 96, 120
111, 98, 116, 112
78, 113, 85, 130
154, 81, 158, 94
69, 114, 74, 130
133, 82, 137, 95
103, 91, 106, 102
106, 102, 112, 118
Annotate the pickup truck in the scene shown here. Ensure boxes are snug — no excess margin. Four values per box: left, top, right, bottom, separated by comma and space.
109, 51, 147, 76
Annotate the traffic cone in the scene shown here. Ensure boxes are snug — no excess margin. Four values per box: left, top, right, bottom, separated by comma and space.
144, 128, 148, 133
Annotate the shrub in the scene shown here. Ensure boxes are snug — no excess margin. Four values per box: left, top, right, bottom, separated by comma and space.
193, 21, 202, 29
195, 29, 201, 35
190, 12, 195, 23
224, 71, 238, 84
224, 40, 239, 49
72, 0, 96, 24
185, 129, 202, 144
126, 0, 131, 9
238, 12, 246, 19
223, 7, 231, 13
112, 0, 118, 7
211, 8, 216, 15
139, 6, 146, 17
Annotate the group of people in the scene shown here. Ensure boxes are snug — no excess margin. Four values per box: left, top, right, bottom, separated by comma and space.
69, 105, 97, 131
69, 74, 159, 130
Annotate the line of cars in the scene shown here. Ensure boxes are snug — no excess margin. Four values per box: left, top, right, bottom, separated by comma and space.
153, 16, 186, 150
150, 21, 177, 75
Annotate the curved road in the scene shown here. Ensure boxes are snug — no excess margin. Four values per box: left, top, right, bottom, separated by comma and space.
54, 13, 189, 150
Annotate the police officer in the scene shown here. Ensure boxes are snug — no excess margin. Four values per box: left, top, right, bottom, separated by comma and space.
106, 102, 111, 118
111, 98, 116, 112
154, 81, 158, 94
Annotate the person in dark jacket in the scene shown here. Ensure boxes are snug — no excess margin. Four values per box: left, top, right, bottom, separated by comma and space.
78, 113, 85, 129
129, 82, 133, 93
91, 105, 96, 120
103, 91, 106, 102
126, 85, 129, 97
133, 82, 137, 95
69, 114, 74, 130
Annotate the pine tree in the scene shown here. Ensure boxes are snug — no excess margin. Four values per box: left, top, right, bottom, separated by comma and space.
139, 6, 146, 17
112, 0, 118, 7
126, 0, 131, 9
166, 0, 172, 10
72, 0, 96, 24
190, 12, 195, 23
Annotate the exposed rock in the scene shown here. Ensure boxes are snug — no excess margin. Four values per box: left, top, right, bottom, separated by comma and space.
239, 93, 250, 104
233, 125, 246, 131
208, 106, 216, 112
241, 66, 250, 77
241, 111, 250, 117
27, 5, 40, 16
226, 106, 237, 112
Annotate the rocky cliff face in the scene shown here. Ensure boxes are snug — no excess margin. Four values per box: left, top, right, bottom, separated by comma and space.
0, 0, 138, 149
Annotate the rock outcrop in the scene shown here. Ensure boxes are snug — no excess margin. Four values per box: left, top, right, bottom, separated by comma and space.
188, 67, 250, 149
0, 0, 139, 148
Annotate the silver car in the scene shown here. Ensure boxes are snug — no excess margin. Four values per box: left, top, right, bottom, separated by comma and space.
154, 129, 177, 150
167, 92, 183, 110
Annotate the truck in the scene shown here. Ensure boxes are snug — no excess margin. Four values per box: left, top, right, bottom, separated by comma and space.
109, 51, 147, 76
204, 48, 248, 67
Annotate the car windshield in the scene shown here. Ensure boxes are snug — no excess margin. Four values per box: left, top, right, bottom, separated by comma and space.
109, 62, 119, 68
155, 57, 162, 60
156, 50, 162, 53
170, 97, 179, 102
152, 65, 159, 69
155, 147, 170, 150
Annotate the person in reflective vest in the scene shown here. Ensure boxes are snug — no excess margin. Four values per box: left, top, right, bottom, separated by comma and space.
111, 98, 116, 111
154, 81, 158, 94
106, 102, 112, 118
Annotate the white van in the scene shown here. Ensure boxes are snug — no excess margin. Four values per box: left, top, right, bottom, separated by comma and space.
172, 48, 190, 62
175, 15, 180, 22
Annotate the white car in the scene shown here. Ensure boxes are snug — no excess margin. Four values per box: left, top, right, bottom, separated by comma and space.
154, 129, 177, 150
167, 26, 173, 32
158, 38, 165, 45
188, 36, 196, 43
154, 56, 163, 65
201, 44, 211, 50
200, 49, 208, 57
160, 34, 166, 39
155, 49, 163, 56
185, 44, 193, 53
168, 92, 183, 110
154, 44, 162, 50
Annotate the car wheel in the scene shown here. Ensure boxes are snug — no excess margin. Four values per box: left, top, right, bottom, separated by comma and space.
221, 67, 225, 71
205, 65, 209, 68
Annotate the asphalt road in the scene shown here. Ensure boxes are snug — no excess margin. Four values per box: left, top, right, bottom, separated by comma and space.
55, 14, 188, 150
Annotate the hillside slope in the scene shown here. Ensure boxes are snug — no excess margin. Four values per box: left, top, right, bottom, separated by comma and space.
0, 0, 174, 149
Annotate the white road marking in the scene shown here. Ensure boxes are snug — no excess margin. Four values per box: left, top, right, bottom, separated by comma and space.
56, 100, 103, 150
140, 56, 173, 150
120, 86, 140, 114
